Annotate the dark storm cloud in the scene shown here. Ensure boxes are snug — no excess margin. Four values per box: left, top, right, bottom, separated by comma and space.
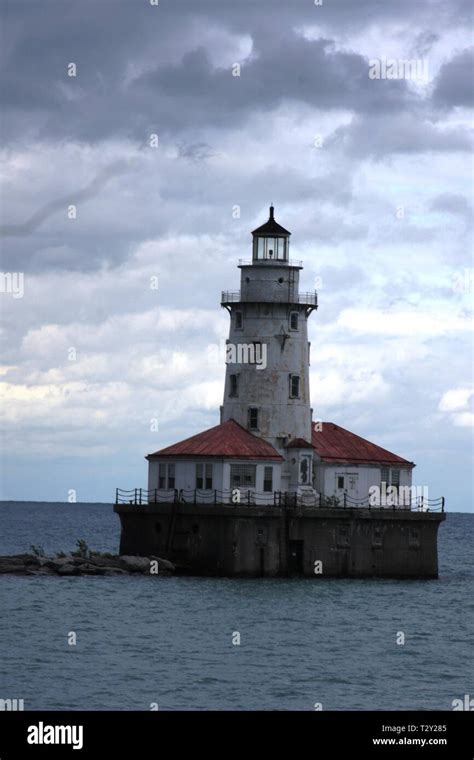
432, 48, 474, 108
1, 0, 469, 146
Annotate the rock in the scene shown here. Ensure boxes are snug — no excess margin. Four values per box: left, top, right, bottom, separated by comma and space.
149, 556, 175, 572
0, 563, 27, 574
57, 563, 79, 576
119, 555, 151, 573
86, 555, 122, 568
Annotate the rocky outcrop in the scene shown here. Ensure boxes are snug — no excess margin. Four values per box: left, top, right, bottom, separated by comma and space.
0, 553, 176, 577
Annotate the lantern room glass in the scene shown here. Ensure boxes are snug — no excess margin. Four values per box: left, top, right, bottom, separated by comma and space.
254, 236, 288, 261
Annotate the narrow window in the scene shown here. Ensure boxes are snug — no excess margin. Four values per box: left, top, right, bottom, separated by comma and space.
289, 312, 299, 331
158, 463, 166, 489
289, 374, 300, 398
167, 463, 175, 489
235, 311, 243, 329
229, 374, 238, 397
380, 466, 389, 489
248, 407, 259, 430
196, 463, 203, 489
205, 463, 213, 490
250, 342, 262, 364
300, 455, 312, 485
391, 469, 400, 487
263, 466, 273, 492
337, 475, 345, 489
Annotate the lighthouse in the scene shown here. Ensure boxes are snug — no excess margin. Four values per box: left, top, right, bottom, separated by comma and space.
115, 205, 445, 578
221, 205, 318, 497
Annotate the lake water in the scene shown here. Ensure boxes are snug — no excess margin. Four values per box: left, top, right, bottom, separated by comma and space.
0, 503, 472, 710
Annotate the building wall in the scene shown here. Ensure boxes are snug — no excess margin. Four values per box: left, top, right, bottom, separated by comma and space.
115, 502, 445, 578
148, 458, 282, 504
314, 462, 413, 504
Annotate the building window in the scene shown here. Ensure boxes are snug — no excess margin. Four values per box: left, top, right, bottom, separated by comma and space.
167, 463, 175, 489
348, 474, 358, 490
391, 469, 400, 487
248, 407, 259, 430
230, 464, 256, 488
158, 463, 166, 489
289, 374, 300, 398
300, 455, 312, 485
380, 467, 389, 488
337, 475, 345, 489
229, 374, 239, 397
263, 466, 273, 492
235, 311, 243, 329
196, 463, 213, 490
289, 312, 299, 331
250, 342, 262, 364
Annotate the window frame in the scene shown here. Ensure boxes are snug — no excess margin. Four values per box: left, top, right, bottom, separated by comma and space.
289, 374, 300, 399
263, 466, 273, 492
229, 373, 239, 398
289, 311, 299, 331
248, 407, 259, 430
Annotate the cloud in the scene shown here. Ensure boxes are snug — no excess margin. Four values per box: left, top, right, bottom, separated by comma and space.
432, 48, 474, 107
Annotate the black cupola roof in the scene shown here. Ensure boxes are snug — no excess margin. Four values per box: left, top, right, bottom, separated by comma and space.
252, 205, 291, 237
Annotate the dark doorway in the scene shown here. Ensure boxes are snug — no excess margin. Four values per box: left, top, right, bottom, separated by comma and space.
288, 540, 304, 575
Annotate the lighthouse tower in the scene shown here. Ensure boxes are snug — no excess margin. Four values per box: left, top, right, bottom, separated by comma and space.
221, 205, 318, 494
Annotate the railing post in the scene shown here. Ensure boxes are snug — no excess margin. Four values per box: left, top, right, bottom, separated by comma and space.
139, 488, 142, 505
442, 497, 445, 513
134, 488, 137, 504
214, 489, 217, 505
247, 490, 251, 505
319, 492, 322, 508
194, 489, 197, 505
343, 492, 347, 509
154, 488, 157, 503
115, 488, 118, 504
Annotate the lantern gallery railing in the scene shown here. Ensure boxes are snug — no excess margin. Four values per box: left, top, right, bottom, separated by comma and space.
238, 259, 304, 267
221, 291, 318, 307
115, 488, 445, 512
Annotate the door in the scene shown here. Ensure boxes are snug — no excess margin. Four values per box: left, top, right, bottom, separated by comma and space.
288, 540, 304, 575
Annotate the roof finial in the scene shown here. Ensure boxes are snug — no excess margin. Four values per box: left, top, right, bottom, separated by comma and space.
269, 203, 274, 220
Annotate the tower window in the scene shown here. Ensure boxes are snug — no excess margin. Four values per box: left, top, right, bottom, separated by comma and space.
159, 462, 175, 489
289, 312, 299, 331
289, 375, 300, 398
167, 463, 175, 489
248, 407, 259, 430
235, 311, 243, 329
337, 476, 345, 490
158, 463, 166, 489
229, 374, 239, 397
250, 342, 262, 364
263, 467, 273, 492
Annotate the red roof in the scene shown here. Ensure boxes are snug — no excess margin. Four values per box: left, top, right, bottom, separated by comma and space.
285, 437, 313, 448
147, 419, 283, 461
312, 422, 415, 467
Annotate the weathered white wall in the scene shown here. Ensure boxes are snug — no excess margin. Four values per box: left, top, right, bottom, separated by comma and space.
314, 462, 413, 504
222, 262, 315, 451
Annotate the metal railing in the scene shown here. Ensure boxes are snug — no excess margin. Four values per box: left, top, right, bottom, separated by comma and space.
115, 488, 445, 512
238, 259, 303, 267
221, 291, 318, 307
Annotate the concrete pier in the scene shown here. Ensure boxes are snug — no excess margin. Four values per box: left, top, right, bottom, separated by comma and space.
114, 503, 445, 579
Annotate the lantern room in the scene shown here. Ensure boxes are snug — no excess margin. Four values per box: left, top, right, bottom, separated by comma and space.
251, 205, 291, 263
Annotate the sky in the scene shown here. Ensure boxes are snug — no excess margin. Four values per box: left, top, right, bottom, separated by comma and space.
0, 0, 472, 510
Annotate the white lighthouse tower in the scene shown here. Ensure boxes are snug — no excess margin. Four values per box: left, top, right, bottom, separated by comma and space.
220, 205, 318, 496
